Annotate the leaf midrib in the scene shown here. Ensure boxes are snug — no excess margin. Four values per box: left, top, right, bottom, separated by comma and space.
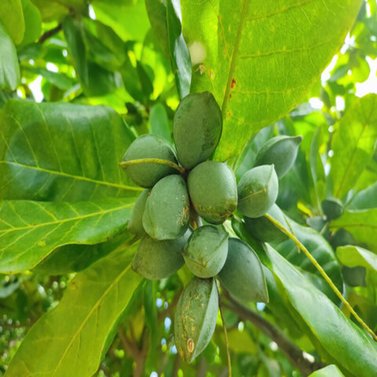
0, 161, 141, 192
51, 260, 135, 376
0, 202, 133, 235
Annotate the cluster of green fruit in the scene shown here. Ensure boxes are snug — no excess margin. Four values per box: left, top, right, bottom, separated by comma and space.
121, 92, 302, 363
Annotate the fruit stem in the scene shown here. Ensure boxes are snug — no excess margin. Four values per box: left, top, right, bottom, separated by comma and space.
217, 282, 232, 377
264, 213, 377, 342
120, 158, 185, 174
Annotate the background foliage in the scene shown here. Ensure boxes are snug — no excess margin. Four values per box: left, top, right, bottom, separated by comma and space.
1, 0, 377, 376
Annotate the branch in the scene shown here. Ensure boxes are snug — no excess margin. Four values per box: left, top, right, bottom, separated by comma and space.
224, 294, 324, 375
38, 24, 63, 44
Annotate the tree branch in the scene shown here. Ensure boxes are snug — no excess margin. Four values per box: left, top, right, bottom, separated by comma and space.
38, 24, 63, 44
224, 295, 324, 375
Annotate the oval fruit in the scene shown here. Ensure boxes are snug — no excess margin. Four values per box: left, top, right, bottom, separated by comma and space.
127, 190, 149, 236
122, 135, 177, 188
218, 238, 268, 303
188, 161, 237, 224
321, 197, 344, 221
238, 165, 279, 218
173, 92, 222, 169
174, 277, 218, 363
255, 135, 302, 178
143, 175, 190, 240
132, 234, 187, 280
183, 225, 228, 278
244, 204, 288, 243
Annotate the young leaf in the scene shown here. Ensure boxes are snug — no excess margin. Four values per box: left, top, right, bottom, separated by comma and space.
0, 99, 140, 201
337, 245, 377, 272
267, 245, 377, 377
309, 365, 345, 377
0, 198, 135, 273
5, 245, 142, 377
181, 0, 363, 160
329, 94, 377, 199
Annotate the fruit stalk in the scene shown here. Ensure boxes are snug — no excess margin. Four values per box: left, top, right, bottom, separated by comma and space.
120, 158, 185, 174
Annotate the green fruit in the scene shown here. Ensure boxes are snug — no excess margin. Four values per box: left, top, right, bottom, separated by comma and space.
244, 204, 288, 243
255, 135, 302, 178
219, 238, 268, 303
143, 175, 190, 240
174, 277, 218, 363
183, 225, 228, 278
188, 161, 237, 224
322, 197, 344, 221
122, 135, 177, 188
173, 92, 222, 168
238, 165, 279, 218
128, 190, 149, 236
132, 234, 187, 280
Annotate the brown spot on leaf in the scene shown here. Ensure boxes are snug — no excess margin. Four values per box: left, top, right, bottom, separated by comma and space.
231, 78, 236, 89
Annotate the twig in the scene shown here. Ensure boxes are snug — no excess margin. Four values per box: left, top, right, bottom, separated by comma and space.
264, 213, 377, 341
38, 24, 63, 44
224, 295, 324, 375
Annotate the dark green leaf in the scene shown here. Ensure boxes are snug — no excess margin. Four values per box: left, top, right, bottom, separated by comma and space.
0, 23, 20, 90
166, 0, 191, 98
0, 99, 140, 201
267, 245, 377, 377
5, 245, 142, 377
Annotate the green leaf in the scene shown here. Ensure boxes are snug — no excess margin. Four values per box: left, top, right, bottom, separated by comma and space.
0, 0, 24, 44
5, 245, 142, 377
331, 209, 377, 253
267, 245, 377, 377
149, 103, 172, 143
0, 198, 135, 273
0, 23, 20, 91
92, 0, 149, 42
63, 17, 116, 96
181, 0, 363, 160
348, 181, 377, 209
309, 365, 345, 377
329, 94, 377, 199
0, 99, 140, 201
30, 0, 68, 22
20, 0, 42, 47
166, 0, 191, 98
337, 245, 377, 272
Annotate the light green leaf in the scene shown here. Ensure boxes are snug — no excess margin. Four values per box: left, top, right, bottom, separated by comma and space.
0, 198, 134, 273
0, 23, 20, 91
0, 99, 140, 201
309, 365, 344, 377
5, 245, 142, 377
267, 245, 377, 377
348, 181, 377, 210
337, 245, 377, 271
331, 209, 377, 253
181, 0, 362, 160
20, 0, 42, 47
92, 0, 149, 42
329, 94, 377, 199
0, 0, 24, 44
